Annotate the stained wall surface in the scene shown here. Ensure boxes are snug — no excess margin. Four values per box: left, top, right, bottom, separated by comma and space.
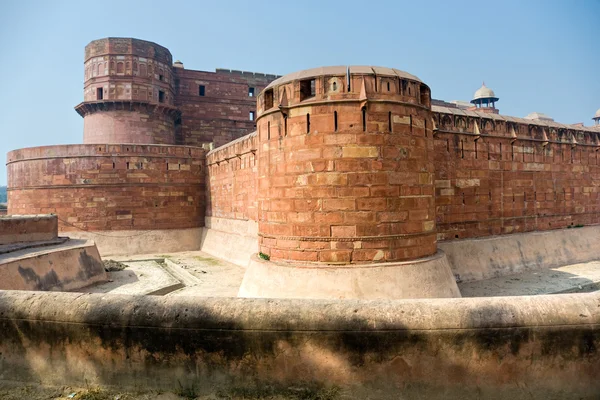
7, 144, 206, 232
0, 291, 598, 399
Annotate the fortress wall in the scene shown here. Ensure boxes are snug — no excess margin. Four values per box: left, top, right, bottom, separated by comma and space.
174, 68, 276, 147
434, 115, 600, 241
0, 291, 598, 398
7, 144, 206, 233
202, 133, 259, 265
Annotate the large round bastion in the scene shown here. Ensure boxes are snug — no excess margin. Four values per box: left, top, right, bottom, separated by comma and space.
239, 66, 460, 299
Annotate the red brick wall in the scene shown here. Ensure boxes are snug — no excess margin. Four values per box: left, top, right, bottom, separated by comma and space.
255, 68, 436, 263
434, 113, 600, 240
206, 132, 258, 221
174, 68, 277, 147
7, 144, 206, 232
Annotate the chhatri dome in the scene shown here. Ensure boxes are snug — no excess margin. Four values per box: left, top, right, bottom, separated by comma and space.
594, 108, 600, 125
471, 82, 499, 106
468, 82, 500, 114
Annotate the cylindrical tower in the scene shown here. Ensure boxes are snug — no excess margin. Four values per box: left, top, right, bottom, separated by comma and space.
75, 38, 180, 145
240, 66, 459, 299
255, 66, 436, 263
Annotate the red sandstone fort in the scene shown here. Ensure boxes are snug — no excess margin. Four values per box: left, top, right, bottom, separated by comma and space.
6, 37, 600, 298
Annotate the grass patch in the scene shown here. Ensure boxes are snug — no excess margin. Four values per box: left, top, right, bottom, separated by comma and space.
193, 256, 220, 266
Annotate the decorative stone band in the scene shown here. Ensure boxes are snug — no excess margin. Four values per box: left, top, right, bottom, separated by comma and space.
260, 98, 430, 119
435, 128, 600, 147
258, 231, 435, 242
74, 100, 181, 120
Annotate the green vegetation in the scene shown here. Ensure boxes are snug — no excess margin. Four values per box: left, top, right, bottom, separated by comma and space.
193, 255, 220, 266
259, 252, 270, 261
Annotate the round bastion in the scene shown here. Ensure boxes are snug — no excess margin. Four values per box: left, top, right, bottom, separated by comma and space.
254, 66, 436, 264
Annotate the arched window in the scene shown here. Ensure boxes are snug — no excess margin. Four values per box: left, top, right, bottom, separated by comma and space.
117, 62, 124, 73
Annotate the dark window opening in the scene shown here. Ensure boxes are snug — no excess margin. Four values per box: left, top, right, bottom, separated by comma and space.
306, 113, 310, 133
268, 121, 271, 140
264, 89, 274, 109
332, 81, 337, 91
158, 91, 165, 103
300, 79, 316, 101
249, 87, 255, 97
362, 107, 367, 132
159, 75, 164, 81
199, 85, 205, 96
387, 82, 390, 91
284, 115, 288, 136
388, 111, 392, 132
401, 80, 408, 95
96, 87, 103, 100
420, 84, 429, 106
249, 111, 255, 121
334, 111, 338, 131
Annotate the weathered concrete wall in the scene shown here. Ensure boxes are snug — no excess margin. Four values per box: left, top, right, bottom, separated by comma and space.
239, 251, 460, 299
69, 227, 203, 257
0, 214, 58, 245
0, 291, 598, 398
440, 224, 600, 283
0, 239, 106, 291
200, 217, 258, 266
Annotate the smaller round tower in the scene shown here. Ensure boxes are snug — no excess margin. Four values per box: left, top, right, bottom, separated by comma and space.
593, 108, 600, 125
75, 38, 180, 144
468, 82, 499, 114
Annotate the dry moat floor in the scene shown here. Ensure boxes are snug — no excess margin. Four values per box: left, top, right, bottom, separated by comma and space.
76, 250, 600, 298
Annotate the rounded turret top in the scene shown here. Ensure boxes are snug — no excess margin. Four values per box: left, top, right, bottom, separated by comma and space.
471, 83, 499, 103
265, 66, 422, 90
84, 37, 172, 65
173, 60, 184, 68
594, 108, 600, 119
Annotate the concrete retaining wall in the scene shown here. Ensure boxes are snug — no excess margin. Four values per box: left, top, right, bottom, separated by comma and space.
200, 217, 258, 266
0, 214, 58, 245
68, 227, 203, 257
440, 225, 600, 283
239, 251, 461, 299
0, 239, 106, 291
0, 291, 598, 398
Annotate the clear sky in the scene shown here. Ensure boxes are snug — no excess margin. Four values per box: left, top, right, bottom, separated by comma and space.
0, 0, 598, 185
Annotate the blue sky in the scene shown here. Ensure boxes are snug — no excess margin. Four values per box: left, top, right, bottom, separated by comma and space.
0, 0, 599, 185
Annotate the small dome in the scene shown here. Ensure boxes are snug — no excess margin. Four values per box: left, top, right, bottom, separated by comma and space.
173, 60, 184, 69
594, 108, 600, 119
471, 82, 499, 103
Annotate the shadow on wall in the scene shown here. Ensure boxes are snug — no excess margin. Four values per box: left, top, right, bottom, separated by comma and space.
0, 292, 599, 399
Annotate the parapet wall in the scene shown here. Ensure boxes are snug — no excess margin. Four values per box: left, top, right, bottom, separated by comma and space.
0, 291, 598, 398
7, 144, 206, 232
